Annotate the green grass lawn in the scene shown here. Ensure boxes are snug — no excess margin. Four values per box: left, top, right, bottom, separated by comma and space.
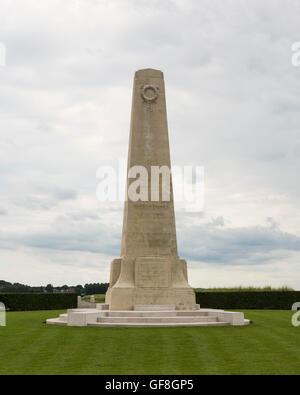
0, 310, 299, 375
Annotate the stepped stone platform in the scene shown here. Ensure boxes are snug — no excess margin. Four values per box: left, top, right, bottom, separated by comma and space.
46, 304, 250, 327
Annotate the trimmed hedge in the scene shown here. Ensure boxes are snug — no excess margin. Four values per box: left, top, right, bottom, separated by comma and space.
0, 293, 77, 311
195, 291, 300, 310
1, 291, 299, 311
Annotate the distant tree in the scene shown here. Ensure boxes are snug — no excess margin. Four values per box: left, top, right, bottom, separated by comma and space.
75, 285, 83, 295
84, 283, 109, 295
45, 284, 54, 293
0, 280, 12, 287
0, 280, 33, 293
0, 280, 109, 295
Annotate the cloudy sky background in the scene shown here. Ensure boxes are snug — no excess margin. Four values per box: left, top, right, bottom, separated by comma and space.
0, 0, 300, 288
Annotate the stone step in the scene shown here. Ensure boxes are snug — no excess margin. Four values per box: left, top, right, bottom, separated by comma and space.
96, 303, 109, 310
67, 308, 100, 313
46, 318, 67, 326
59, 314, 68, 322
134, 305, 176, 311
176, 311, 211, 316
106, 311, 209, 317
88, 321, 229, 328
97, 316, 218, 324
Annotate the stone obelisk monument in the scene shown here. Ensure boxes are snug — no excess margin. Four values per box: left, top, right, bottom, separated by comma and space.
105, 68, 196, 310
47, 69, 249, 326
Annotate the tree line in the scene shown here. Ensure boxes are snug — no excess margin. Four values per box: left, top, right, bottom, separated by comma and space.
0, 280, 109, 295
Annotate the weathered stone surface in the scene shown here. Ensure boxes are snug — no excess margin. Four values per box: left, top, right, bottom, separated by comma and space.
105, 69, 196, 310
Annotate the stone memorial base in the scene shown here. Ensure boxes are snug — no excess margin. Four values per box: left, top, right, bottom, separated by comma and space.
106, 257, 198, 311
46, 300, 250, 327
105, 287, 197, 311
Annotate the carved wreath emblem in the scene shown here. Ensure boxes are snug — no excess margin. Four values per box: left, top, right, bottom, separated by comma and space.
141, 85, 159, 103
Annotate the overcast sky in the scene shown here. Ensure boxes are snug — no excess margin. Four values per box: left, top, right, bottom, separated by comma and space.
0, 0, 300, 288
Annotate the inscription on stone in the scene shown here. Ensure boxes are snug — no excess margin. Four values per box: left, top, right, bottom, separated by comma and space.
136, 257, 169, 288
134, 203, 169, 209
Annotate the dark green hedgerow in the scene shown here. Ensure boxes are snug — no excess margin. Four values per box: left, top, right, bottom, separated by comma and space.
195, 291, 300, 310
0, 293, 77, 311
1, 291, 299, 311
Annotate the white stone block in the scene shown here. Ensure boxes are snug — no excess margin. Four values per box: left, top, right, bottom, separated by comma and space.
67, 311, 99, 327
217, 311, 245, 326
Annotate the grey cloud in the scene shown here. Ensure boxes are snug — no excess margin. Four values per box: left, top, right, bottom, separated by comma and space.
51, 188, 77, 201
210, 216, 225, 227
13, 186, 78, 211
178, 218, 300, 266
266, 217, 279, 230
13, 196, 58, 211
1, 212, 121, 256
23, 228, 120, 256
61, 212, 100, 222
